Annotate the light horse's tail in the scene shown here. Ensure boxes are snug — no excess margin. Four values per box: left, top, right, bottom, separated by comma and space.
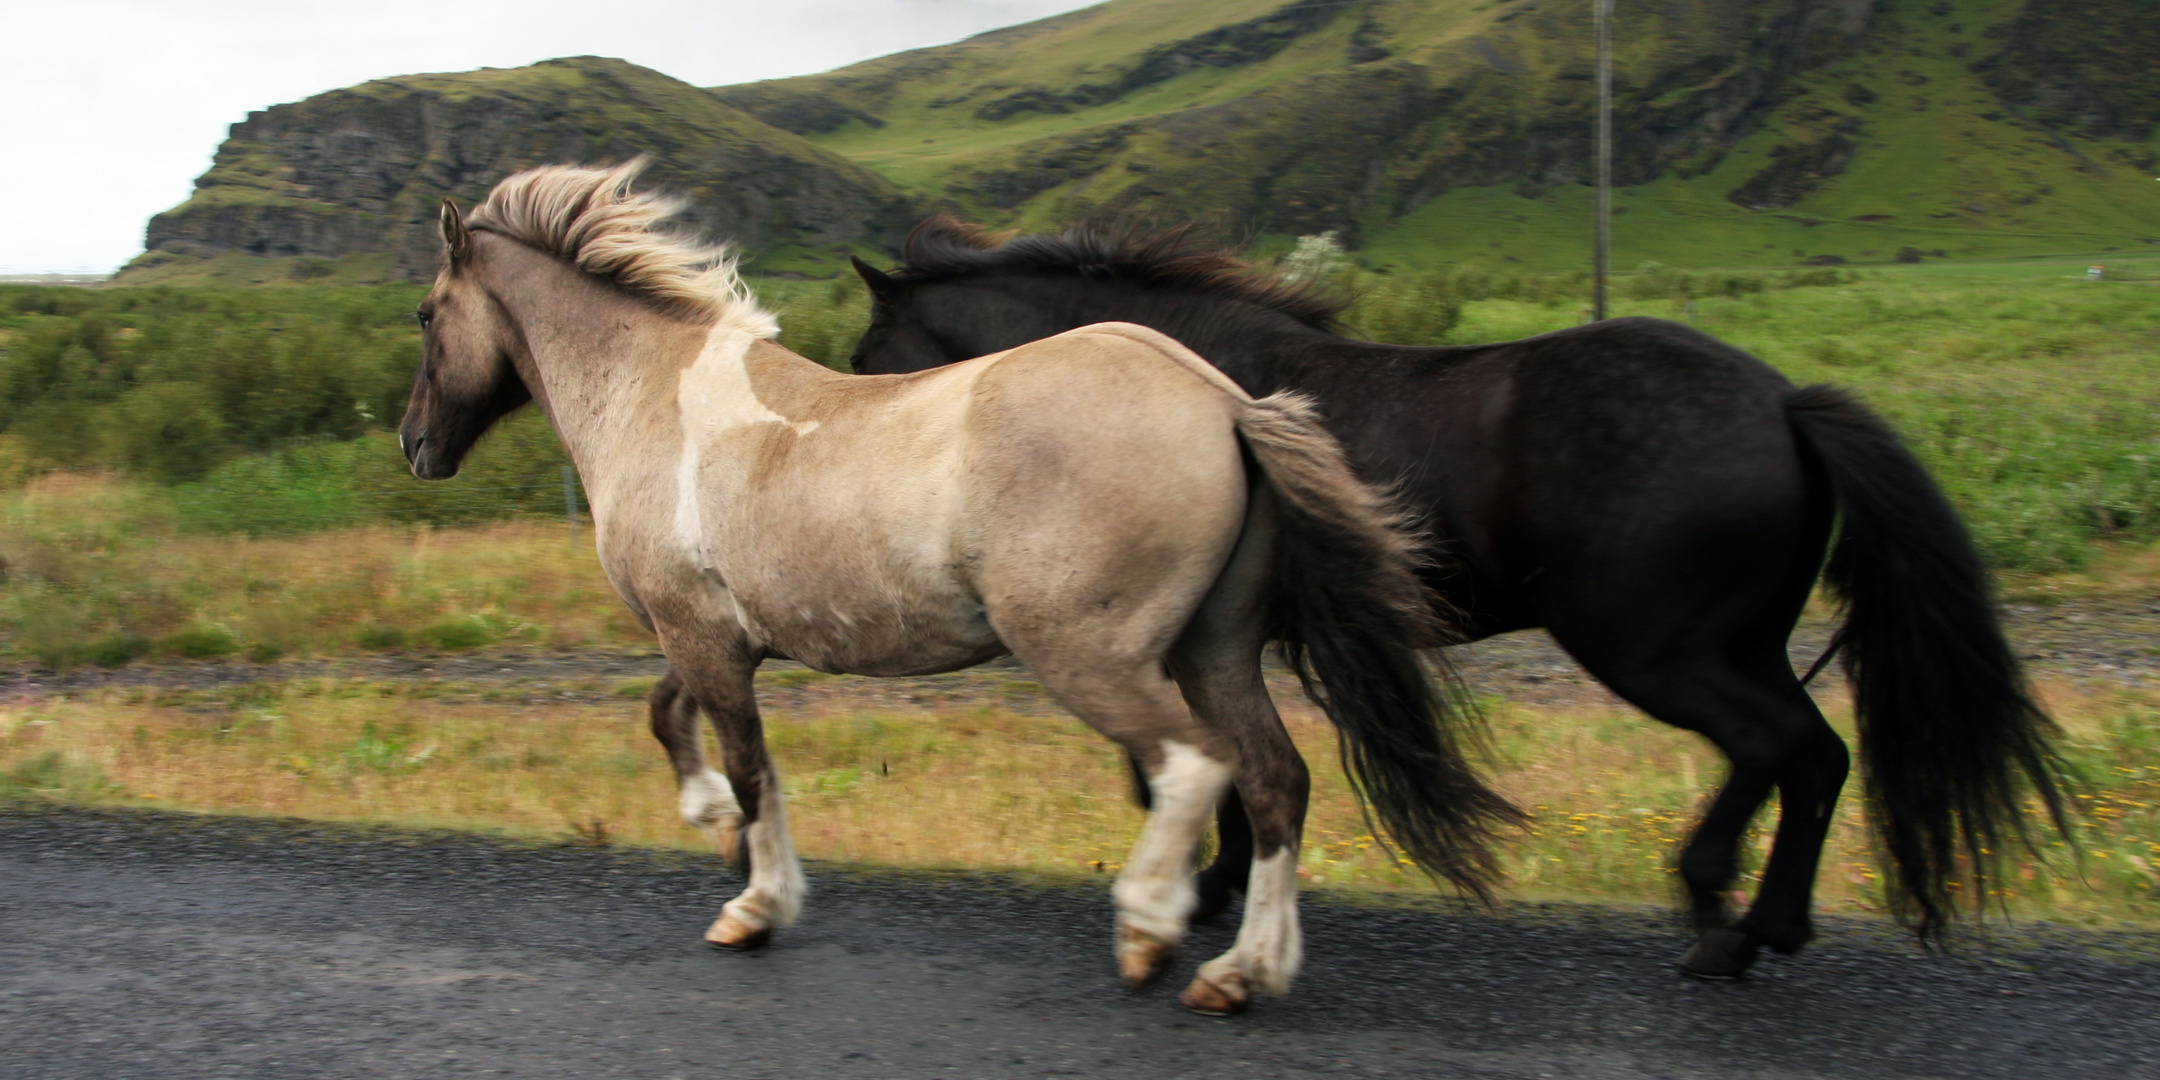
1785, 385, 2071, 935
1078, 321, 1520, 896
1230, 390, 1525, 899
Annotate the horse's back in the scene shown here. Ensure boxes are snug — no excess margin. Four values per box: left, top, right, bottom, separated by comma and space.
955, 324, 1257, 647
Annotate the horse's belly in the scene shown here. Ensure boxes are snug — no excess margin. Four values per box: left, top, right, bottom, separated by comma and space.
737, 580, 1001, 677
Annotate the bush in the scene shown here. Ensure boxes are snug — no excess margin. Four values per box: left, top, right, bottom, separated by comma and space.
87, 633, 151, 668
356, 624, 408, 650
160, 623, 239, 659
417, 615, 496, 651
1353, 272, 1465, 346
0, 283, 423, 480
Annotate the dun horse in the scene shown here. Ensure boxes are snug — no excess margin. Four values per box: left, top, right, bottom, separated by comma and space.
845, 218, 2071, 976
397, 162, 1515, 1015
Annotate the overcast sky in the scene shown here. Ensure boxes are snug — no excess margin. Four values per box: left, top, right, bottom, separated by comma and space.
0, 0, 1100, 275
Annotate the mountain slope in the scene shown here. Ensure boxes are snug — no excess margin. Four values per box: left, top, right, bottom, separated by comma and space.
716, 0, 2160, 269
117, 0, 2160, 282
121, 57, 916, 285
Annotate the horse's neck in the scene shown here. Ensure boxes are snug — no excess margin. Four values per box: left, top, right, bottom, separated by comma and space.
481, 250, 833, 542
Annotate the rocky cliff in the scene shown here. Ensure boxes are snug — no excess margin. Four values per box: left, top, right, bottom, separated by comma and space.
124, 56, 916, 283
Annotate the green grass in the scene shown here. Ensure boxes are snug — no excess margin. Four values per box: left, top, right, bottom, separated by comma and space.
4, 676, 2154, 923
0, 483, 647, 668
1358, 252, 2160, 570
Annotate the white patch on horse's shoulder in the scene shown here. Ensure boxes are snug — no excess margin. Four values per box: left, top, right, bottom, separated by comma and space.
679, 326, 820, 438
673, 327, 820, 562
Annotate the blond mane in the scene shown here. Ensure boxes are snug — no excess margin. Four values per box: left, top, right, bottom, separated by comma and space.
467, 160, 778, 338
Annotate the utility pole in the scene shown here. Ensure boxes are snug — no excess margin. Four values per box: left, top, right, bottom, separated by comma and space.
1593, 0, 1613, 322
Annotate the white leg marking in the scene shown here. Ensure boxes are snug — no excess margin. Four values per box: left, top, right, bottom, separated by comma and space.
677, 768, 742, 834
1113, 741, 1234, 944
1198, 846, 1303, 996
722, 766, 807, 929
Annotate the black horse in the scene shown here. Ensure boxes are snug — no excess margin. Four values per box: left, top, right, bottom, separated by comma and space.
846, 218, 2068, 976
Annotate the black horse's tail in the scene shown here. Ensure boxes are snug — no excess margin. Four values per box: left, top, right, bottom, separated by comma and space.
1235, 391, 1525, 901
1785, 385, 2070, 935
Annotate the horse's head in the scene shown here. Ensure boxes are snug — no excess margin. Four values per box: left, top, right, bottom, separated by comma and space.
845, 256, 970, 375
400, 199, 532, 479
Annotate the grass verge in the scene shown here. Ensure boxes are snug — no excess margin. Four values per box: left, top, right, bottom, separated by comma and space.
3, 674, 2153, 926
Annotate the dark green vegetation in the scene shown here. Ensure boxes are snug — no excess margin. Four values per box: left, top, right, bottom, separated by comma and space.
121, 0, 2160, 285
0, 280, 865, 535
7, 248, 2158, 567
0, 285, 428, 487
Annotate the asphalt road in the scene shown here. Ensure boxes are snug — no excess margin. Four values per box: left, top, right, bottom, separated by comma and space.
3, 808, 2154, 1080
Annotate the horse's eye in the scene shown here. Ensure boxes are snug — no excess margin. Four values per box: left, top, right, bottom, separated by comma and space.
416, 309, 433, 331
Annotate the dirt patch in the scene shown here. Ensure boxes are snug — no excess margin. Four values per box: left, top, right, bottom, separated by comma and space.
5, 595, 2154, 715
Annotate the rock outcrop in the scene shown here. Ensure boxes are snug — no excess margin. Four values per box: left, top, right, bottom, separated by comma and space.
126, 56, 916, 282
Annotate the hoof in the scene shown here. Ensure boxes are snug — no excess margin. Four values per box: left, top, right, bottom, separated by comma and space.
1680, 927, 1760, 979
1117, 925, 1176, 989
704, 912, 770, 951
1180, 974, 1249, 1017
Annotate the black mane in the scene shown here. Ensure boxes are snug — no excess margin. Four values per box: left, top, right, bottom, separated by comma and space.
894, 216, 1350, 331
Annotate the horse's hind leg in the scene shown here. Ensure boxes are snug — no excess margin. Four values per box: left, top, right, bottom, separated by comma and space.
648, 670, 745, 864
1193, 788, 1255, 923
1125, 750, 1252, 924
1718, 647, 1848, 965
1167, 640, 1307, 1016
1573, 640, 1848, 977
1158, 496, 1306, 1015
1013, 651, 1236, 987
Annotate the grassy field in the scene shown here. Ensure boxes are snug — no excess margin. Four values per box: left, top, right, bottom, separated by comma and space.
0, 485, 643, 668
1361, 252, 2160, 570
3, 253, 2155, 666
3, 669, 2155, 925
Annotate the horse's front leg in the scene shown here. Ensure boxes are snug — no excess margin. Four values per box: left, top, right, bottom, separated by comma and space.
680, 657, 805, 949
648, 669, 746, 864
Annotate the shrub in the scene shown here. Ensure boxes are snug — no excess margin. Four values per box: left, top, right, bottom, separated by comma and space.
356, 624, 408, 650
160, 623, 239, 659
87, 633, 151, 668
417, 615, 496, 651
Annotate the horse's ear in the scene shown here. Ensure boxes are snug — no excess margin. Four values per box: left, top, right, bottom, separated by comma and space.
850, 255, 896, 298
439, 199, 472, 263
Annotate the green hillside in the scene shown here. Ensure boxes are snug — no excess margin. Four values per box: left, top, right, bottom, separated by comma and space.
122, 56, 915, 285
113, 0, 2160, 280
717, 0, 2160, 270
